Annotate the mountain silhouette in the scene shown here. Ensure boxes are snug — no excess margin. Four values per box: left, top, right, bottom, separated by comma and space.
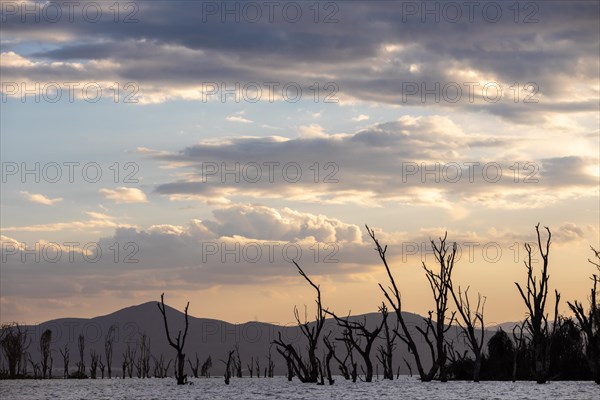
18, 302, 500, 377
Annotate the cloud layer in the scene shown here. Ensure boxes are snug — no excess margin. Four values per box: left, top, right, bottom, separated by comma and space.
145, 116, 598, 210
1, 1, 598, 122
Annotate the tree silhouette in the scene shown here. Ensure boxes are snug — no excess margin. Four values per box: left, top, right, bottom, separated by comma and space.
515, 223, 560, 384
188, 352, 200, 378
0, 323, 29, 378
485, 329, 514, 380
89, 350, 99, 379
366, 225, 430, 381
104, 324, 116, 379
419, 233, 457, 382
157, 293, 189, 385
39, 329, 52, 379
512, 321, 527, 382
568, 246, 600, 384
222, 349, 234, 384
59, 344, 69, 379
76, 334, 86, 378
323, 331, 352, 380
376, 304, 398, 380
324, 309, 386, 382
273, 261, 326, 383
201, 355, 212, 378
449, 286, 486, 382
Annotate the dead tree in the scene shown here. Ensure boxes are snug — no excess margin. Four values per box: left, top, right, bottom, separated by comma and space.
28, 353, 41, 378
89, 350, 99, 379
512, 321, 526, 382
48, 352, 53, 379
255, 356, 261, 378
376, 304, 398, 380
123, 343, 136, 378
273, 261, 326, 383
515, 224, 560, 384
121, 354, 127, 379
247, 356, 254, 378
323, 332, 350, 380
104, 324, 116, 379
419, 233, 457, 382
275, 347, 294, 381
201, 355, 212, 378
188, 352, 200, 378
59, 344, 69, 378
157, 293, 190, 385
76, 334, 86, 378
99, 358, 105, 379
39, 329, 52, 379
267, 346, 275, 377
322, 335, 335, 384
234, 346, 243, 378
403, 358, 413, 377
325, 310, 385, 383
367, 225, 430, 381
152, 354, 172, 378
450, 286, 486, 382
0, 322, 30, 378
347, 339, 358, 382
567, 246, 600, 384
134, 332, 151, 378
222, 349, 235, 384
316, 357, 325, 385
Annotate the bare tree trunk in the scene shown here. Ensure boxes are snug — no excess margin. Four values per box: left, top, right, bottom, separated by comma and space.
515, 224, 559, 384
39, 329, 52, 379
201, 356, 212, 378
77, 334, 86, 378
157, 293, 190, 385
188, 352, 200, 378
272, 262, 326, 383
59, 345, 69, 379
89, 350, 98, 379
512, 321, 526, 382
324, 343, 335, 385
366, 226, 429, 381
105, 324, 116, 379
449, 285, 486, 382
99, 358, 105, 379
419, 233, 457, 382
222, 350, 234, 385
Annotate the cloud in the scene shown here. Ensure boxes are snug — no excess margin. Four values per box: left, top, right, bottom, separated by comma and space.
20, 191, 63, 205
226, 115, 253, 124
0, 205, 375, 302
146, 116, 599, 210
352, 114, 370, 122
1, 2, 597, 121
2, 211, 133, 232
2, 202, 595, 306
99, 187, 148, 204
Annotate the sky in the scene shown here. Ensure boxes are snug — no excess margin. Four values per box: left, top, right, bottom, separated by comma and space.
0, 0, 599, 326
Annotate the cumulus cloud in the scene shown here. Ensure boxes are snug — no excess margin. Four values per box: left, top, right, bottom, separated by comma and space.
0, 205, 374, 302
99, 187, 148, 204
2, 202, 594, 306
20, 191, 63, 205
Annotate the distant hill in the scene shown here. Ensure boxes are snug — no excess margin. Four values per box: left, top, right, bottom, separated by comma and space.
7, 302, 513, 377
